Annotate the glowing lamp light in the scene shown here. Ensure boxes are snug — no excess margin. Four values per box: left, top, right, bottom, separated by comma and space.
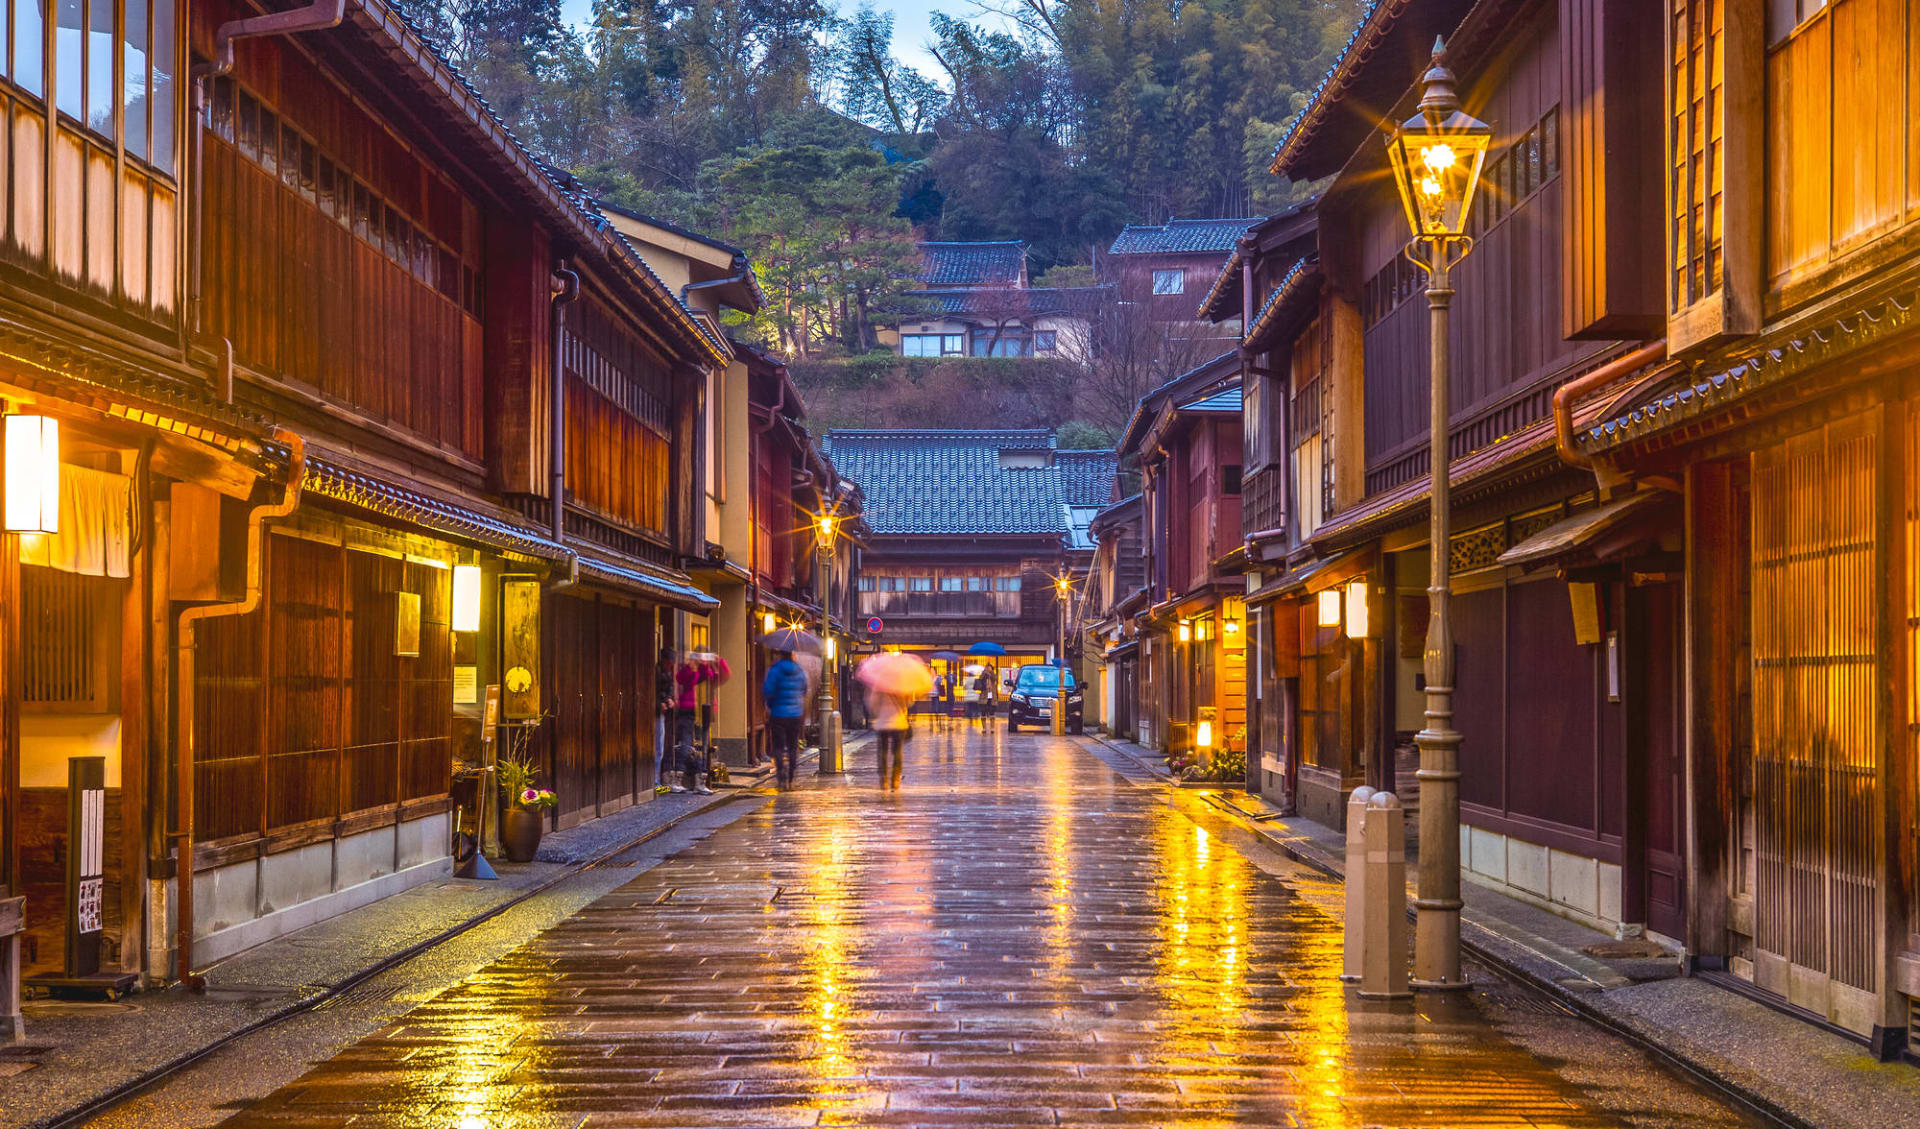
1317, 589, 1342, 628
763, 611, 777, 633
1344, 579, 1370, 640
813, 512, 837, 550
451, 564, 482, 632
1176, 621, 1192, 643
1223, 619, 1240, 635
1384, 39, 1492, 240
5, 414, 59, 534
825, 637, 836, 660
1195, 720, 1214, 749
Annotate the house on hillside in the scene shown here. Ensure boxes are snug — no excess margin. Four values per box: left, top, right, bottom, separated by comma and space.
823, 430, 1117, 702
878, 242, 1109, 361
1104, 218, 1262, 337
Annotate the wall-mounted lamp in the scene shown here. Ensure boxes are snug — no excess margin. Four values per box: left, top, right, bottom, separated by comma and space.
1317, 588, 1342, 628
763, 611, 778, 633
451, 564, 483, 633
1177, 620, 1192, 643
5, 414, 59, 534
1223, 619, 1240, 635
1344, 579, 1370, 639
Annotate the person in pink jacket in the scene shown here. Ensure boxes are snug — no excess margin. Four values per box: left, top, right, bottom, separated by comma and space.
672, 659, 716, 794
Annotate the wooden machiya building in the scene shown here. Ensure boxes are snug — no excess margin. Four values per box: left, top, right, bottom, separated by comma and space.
1224, 0, 1920, 1059
602, 208, 862, 767
1234, 0, 1685, 940
0, 0, 731, 1024
1114, 353, 1247, 761
822, 429, 1116, 686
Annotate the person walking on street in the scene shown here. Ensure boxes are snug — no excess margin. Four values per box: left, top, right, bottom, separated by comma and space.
972, 670, 996, 730
654, 646, 675, 794
761, 649, 809, 789
865, 682, 913, 790
674, 658, 713, 794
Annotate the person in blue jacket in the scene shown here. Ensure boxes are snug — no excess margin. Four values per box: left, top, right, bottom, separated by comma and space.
761, 649, 810, 789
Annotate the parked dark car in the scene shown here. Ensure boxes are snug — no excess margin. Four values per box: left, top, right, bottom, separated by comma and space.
1007, 665, 1083, 734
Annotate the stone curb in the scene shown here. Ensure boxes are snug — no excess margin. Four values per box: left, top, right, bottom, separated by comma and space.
37, 783, 765, 1129
1080, 731, 1811, 1129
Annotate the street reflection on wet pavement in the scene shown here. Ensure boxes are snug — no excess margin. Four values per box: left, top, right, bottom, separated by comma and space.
213, 728, 1755, 1128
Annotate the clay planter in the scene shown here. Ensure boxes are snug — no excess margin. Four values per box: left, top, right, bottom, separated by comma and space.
502, 807, 545, 863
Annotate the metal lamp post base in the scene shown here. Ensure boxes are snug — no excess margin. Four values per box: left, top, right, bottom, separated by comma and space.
818, 709, 843, 774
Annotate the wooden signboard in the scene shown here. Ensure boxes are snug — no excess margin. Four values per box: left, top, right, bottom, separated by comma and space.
501, 576, 542, 718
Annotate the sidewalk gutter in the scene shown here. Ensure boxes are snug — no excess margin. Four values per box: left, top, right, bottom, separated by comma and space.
31, 751, 849, 1129
1078, 732, 1845, 1129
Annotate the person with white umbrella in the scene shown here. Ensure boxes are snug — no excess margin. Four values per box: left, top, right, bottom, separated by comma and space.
857, 652, 932, 790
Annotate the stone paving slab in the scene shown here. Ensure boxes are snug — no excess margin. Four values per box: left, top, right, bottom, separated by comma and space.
1086, 731, 1920, 1129
203, 726, 1762, 1129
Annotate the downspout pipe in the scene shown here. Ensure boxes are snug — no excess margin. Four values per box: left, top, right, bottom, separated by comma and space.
549, 264, 581, 589
1551, 340, 1669, 476
172, 428, 306, 987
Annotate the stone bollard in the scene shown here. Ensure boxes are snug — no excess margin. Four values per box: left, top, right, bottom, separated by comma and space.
1341, 786, 1377, 983
1359, 791, 1411, 1000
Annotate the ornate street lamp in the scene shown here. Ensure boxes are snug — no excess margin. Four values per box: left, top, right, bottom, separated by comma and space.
812, 508, 845, 773
1384, 38, 1490, 992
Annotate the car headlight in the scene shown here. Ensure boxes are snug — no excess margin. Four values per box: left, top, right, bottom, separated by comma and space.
1011, 693, 1028, 705
1068, 694, 1082, 703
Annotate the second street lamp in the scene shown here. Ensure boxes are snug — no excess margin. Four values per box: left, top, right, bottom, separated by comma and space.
1052, 574, 1071, 737
1385, 37, 1490, 992
813, 509, 844, 774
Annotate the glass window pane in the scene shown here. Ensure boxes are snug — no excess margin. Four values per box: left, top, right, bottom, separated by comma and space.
123, 0, 146, 157
56, 0, 80, 119
16, 0, 44, 95
86, 0, 111, 136
150, 0, 172, 171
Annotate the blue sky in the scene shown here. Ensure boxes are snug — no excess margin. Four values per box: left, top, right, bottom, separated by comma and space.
553, 0, 985, 79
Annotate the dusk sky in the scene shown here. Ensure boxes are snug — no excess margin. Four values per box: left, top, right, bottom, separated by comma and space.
555, 0, 999, 80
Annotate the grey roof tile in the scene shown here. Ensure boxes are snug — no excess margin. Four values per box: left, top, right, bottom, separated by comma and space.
917, 242, 1027, 287
822, 430, 1117, 536
1107, 218, 1262, 256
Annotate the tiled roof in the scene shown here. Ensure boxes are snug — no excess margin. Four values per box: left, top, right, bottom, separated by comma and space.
917, 242, 1027, 287
1107, 218, 1262, 256
1243, 259, 1322, 352
1268, 2, 1477, 181
823, 430, 1116, 537
1178, 385, 1243, 413
1583, 285, 1920, 454
913, 286, 1110, 320
1056, 449, 1120, 506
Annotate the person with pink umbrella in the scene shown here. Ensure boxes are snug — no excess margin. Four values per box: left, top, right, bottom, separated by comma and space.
857, 652, 932, 790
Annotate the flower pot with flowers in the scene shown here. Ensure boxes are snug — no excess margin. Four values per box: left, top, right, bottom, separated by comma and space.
497, 717, 554, 863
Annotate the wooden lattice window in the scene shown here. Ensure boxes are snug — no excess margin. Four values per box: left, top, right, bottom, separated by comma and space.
194, 533, 453, 846
1670, 0, 1724, 310
21, 567, 109, 710
1666, 0, 1759, 352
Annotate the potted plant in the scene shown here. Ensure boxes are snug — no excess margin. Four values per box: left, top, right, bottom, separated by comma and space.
497, 718, 553, 863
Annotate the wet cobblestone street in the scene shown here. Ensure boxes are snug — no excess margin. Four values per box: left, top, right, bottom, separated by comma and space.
205, 728, 1765, 1129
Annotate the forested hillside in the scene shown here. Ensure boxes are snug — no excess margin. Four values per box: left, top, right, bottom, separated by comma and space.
410, 0, 1360, 348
